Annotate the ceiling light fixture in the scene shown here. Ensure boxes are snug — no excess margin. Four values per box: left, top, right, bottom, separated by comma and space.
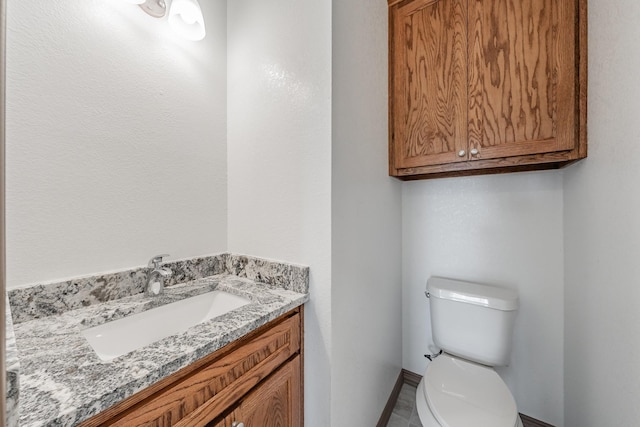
134, 0, 206, 41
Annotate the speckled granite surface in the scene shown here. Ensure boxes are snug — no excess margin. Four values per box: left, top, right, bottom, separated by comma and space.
9, 253, 308, 324
13, 274, 308, 427
7, 254, 310, 427
8, 254, 228, 324
225, 254, 309, 294
5, 296, 20, 427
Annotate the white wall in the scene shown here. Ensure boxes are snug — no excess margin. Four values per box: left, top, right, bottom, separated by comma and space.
5, 0, 227, 288
403, 171, 565, 426
226, 0, 332, 425
331, 0, 403, 425
564, 2, 640, 425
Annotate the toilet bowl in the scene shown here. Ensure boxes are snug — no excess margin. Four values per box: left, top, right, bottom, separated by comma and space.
417, 277, 522, 427
415, 353, 523, 427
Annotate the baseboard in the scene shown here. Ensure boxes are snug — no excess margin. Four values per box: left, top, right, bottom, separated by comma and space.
401, 369, 421, 387
520, 413, 556, 427
377, 369, 556, 427
376, 370, 405, 427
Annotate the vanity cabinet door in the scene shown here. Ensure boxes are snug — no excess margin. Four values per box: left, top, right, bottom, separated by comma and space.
205, 414, 237, 427
232, 356, 302, 427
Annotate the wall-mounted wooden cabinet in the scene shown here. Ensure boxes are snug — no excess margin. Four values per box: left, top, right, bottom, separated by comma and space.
389, 0, 587, 179
80, 308, 303, 427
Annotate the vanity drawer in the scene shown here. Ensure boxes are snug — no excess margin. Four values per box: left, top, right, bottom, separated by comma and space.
82, 309, 302, 427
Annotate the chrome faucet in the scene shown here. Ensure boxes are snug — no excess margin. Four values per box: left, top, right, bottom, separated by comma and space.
145, 254, 173, 297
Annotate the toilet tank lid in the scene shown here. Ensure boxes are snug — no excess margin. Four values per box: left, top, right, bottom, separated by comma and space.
427, 277, 519, 311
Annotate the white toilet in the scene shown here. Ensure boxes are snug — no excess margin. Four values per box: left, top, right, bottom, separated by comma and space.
416, 277, 524, 427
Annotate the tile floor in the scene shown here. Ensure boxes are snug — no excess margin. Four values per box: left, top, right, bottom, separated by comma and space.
386, 383, 423, 427
385, 383, 545, 427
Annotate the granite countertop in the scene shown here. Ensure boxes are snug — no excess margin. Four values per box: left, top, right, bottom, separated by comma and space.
6, 296, 20, 427
8, 254, 309, 427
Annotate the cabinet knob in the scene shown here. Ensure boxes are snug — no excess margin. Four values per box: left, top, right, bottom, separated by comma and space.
232, 422, 245, 427
458, 150, 466, 157
470, 148, 479, 156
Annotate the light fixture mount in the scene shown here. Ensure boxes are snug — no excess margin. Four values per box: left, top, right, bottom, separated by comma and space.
139, 0, 167, 18
126, 0, 206, 41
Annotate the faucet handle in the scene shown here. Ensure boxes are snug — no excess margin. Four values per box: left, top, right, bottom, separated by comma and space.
148, 254, 170, 269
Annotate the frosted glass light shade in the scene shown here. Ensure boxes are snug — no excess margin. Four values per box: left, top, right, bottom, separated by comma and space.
124, 0, 146, 4
168, 0, 206, 41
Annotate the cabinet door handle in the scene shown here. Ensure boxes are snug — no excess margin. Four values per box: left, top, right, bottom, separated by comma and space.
232, 422, 245, 427
458, 150, 466, 157
470, 148, 479, 156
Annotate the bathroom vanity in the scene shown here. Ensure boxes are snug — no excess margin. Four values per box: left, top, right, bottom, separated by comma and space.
81, 307, 302, 427
7, 254, 309, 427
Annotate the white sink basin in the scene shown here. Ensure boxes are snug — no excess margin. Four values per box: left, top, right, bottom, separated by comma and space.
81, 290, 251, 361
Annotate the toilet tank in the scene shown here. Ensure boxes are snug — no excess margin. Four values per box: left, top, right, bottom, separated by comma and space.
427, 277, 519, 367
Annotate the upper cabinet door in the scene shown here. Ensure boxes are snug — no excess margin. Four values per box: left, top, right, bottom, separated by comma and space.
391, 0, 468, 170
467, 0, 576, 160
389, 0, 587, 180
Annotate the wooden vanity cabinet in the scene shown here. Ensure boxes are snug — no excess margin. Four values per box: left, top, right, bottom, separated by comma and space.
80, 307, 303, 427
219, 356, 302, 427
388, 0, 587, 179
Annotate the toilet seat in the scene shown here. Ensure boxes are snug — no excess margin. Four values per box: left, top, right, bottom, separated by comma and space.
423, 354, 518, 427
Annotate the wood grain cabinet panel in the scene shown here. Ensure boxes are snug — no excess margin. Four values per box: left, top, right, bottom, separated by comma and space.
230, 356, 302, 427
80, 308, 303, 427
389, 0, 587, 179
392, 0, 468, 169
205, 416, 235, 427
